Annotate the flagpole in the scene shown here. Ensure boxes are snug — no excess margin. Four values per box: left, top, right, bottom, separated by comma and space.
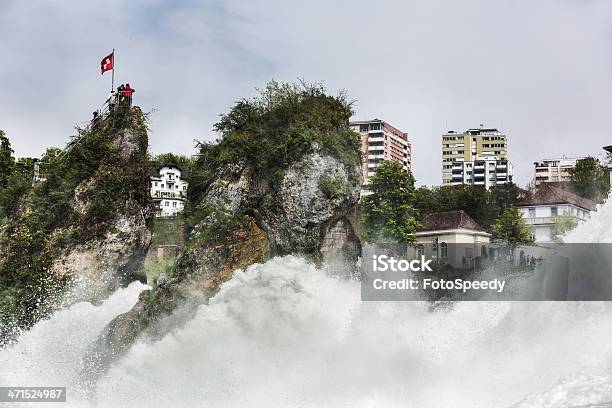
111, 48, 115, 91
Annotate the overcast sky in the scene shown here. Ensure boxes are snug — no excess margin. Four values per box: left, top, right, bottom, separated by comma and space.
1, 0, 610, 187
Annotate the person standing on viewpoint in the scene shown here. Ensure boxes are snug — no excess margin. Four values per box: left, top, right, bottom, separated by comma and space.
123, 83, 135, 106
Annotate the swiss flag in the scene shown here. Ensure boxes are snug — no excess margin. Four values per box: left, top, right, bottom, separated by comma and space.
101, 52, 114, 75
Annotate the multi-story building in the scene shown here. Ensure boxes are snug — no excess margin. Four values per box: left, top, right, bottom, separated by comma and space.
518, 184, 595, 243
603, 145, 612, 186
150, 164, 189, 217
442, 127, 508, 184
449, 155, 514, 188
533, 156, 584, 187
350, 119, 411, 194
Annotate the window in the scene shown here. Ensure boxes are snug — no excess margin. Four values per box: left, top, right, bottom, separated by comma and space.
160, 184, 164, 189
551, 207, 558, 217
359, 124, 369, 132
165, 201, 169, 207
440, 242, 448, 258
529, 208, 536, 218
416, 244, 424, 258
172, 202, 177, 207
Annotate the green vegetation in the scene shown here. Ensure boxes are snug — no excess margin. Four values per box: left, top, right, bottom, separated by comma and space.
150, 217, 183, 247
151, 152, 195, 171
185, 80, 361, 229
361, 161, 420, 243
568, 157, 609, 203
0, 108, 152, 340
318, 175, 345, 199
491, 206, 534, 253
0, 130, 14, 190
551, 213, 578, 243
413, 183, 528, 230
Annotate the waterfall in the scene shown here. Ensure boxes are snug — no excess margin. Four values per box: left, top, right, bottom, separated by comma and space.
2, 203, 612, 407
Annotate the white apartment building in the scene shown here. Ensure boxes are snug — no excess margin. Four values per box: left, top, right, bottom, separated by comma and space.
442, 127, 508, 184
518, 184, 595, 243
604, 146, 612, 186
350, 119, 411, 195
449, 155, 514, 188
533, 156, 585, 187
150, 165, 189, 217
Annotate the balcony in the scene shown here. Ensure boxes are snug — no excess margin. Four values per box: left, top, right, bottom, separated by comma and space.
368, 145, 384, 152
523, 216, 557, 225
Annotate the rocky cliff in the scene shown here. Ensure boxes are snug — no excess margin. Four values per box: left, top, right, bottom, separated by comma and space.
0, 107, 153, 342
83, 82, 363, 373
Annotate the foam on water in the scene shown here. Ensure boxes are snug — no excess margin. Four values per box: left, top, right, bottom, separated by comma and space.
2, 200, 612, 408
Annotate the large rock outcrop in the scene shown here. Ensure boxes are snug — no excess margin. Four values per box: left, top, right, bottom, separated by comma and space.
0, 107, 153, 342
49, 108, 154, 303
82, 81, 365, 379
83, 143, 362, 376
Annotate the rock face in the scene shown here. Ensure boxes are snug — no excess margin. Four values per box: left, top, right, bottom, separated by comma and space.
50, 211, 151, 303
0, 107, 154, 343
181, 145, 362, 280
50, 109, 153, 304
258, 149, 360, 256
84, 143, 362, 375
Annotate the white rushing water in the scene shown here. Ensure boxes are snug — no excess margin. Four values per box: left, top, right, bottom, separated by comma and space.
2, 201, 612, 407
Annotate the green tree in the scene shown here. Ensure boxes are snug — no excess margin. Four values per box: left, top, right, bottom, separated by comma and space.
551, 213, 578, 243
152, 152, 195, 170
361, 161, 420, 243
0, 130, 15, 190
413, 182, 528, 231
491, 206, 534, 256
568, 157, 609, 203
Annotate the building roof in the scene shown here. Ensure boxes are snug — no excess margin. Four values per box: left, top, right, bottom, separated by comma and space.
419, 210, 486, 232
150, 162, 190, 179
519, 183, 596, 211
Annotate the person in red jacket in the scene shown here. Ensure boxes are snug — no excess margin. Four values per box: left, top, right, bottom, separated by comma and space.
123, 83, 135, 106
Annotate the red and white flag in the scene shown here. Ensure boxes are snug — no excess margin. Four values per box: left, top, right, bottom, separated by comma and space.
100, 52, 114, 75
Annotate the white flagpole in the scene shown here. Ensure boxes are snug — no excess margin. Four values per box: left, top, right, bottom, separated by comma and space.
111, 48, 115, 91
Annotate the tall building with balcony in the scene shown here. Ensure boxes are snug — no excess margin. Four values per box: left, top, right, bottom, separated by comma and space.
150, 164, 189, 217
442, 127, 508, 184
533, 157, 584, 187
449, 155, 514, 188
350, 119, 411, 193
605, 146, 612, 186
